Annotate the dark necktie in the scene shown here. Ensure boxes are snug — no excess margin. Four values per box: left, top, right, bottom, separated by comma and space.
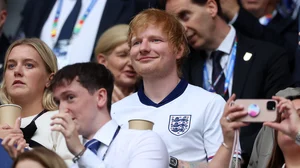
56, 0, 82, 42
85, 139, 101, 155
211, 50, 228, 100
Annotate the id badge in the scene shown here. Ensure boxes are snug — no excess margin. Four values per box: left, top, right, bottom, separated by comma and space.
53, 39, 70, 69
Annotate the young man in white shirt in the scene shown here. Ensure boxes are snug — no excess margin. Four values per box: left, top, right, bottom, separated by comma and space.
48, 62, 169, 168
111, 8, 228, 167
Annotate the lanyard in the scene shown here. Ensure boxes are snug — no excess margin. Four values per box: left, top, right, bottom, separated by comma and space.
203, 38, 237, 96
51, 0, 98, 41
101, 125, 121, 161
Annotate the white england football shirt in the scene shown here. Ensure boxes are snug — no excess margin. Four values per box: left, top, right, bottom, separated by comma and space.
111, 79, 225, 162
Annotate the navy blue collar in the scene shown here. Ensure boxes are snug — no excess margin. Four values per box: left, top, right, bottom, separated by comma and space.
138, 79, 188, 108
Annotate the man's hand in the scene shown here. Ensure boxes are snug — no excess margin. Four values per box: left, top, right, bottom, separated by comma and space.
51, 113, 84, 155
0, 117, 23, 139
219, 0, 240, 20
1, 133, 27, 159
264, 96, 300, 140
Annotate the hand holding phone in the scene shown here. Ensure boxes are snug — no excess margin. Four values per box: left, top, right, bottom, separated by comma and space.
233, 99, 278, 122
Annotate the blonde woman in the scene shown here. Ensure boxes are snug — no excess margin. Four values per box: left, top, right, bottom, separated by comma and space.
95, 24, 139, 103
0, 38, 73, 164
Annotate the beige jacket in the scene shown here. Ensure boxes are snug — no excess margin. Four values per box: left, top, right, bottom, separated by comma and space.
247, 126, 274, 168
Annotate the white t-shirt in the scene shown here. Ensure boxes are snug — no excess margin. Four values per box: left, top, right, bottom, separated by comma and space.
21, 110, 74, 166
111, 79, 225, 162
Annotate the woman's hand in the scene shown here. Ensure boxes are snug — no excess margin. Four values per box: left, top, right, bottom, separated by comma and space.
220, 94, 249, 148
264, 96, 300, 140
1, 133, 28, 159
0, 118, 23, 139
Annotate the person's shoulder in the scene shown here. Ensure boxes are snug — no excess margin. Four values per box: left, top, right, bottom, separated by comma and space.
237, 32, 285, 53
112, 93, 139, 109
41, 110, 59, 118
111, 93, 142, 120
34, 110, 58, 124
185, 84, 225, 102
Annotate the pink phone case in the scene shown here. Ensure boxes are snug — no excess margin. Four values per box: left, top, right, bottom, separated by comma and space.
233, 99, 278, 122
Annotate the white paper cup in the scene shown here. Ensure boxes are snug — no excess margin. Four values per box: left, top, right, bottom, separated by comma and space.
0, 104, 22, 127
128, 119, 154, 130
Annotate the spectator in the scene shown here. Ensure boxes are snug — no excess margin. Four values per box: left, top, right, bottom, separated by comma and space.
217, 94, 300, 168
0, 38, 73, 165
16, 0, 161, 69
48, 63, 168, 168
165, 0, 291, 167
219, 0, 298, 83
95, 24, 138, 103
240, 0, 280, 22
0, 0, 8, 80
248, 87, 300, 168
112, 8, 227, 168
12, 147, 68, 168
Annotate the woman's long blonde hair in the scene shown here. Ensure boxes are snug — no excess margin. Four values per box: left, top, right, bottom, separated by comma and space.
0, 38, 58, 111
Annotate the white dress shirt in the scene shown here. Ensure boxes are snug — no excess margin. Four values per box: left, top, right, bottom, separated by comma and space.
205, 25, 236, 96
71, 120, 169, 168
40, 0, 106, 69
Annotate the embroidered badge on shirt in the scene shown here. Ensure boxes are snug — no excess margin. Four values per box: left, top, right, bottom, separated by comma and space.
168, 115, 191, 136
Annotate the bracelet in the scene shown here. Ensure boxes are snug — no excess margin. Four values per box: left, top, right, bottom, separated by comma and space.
72, 147, 86, 163
169, 156, 178, 168
222, 142, 230, 150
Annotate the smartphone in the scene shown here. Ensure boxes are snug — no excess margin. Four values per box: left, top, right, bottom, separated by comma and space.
233, 99, 278, 122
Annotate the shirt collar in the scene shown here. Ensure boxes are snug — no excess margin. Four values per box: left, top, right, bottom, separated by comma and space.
207, 25, 236, 58
282, 163, 285, 168
137, 79, 188, 108
86, 120, 119, 147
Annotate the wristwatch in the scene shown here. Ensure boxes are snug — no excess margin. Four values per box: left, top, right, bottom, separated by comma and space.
72, 147, 86, 163
169, 156, 178, 168
295, 131, 300, 146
